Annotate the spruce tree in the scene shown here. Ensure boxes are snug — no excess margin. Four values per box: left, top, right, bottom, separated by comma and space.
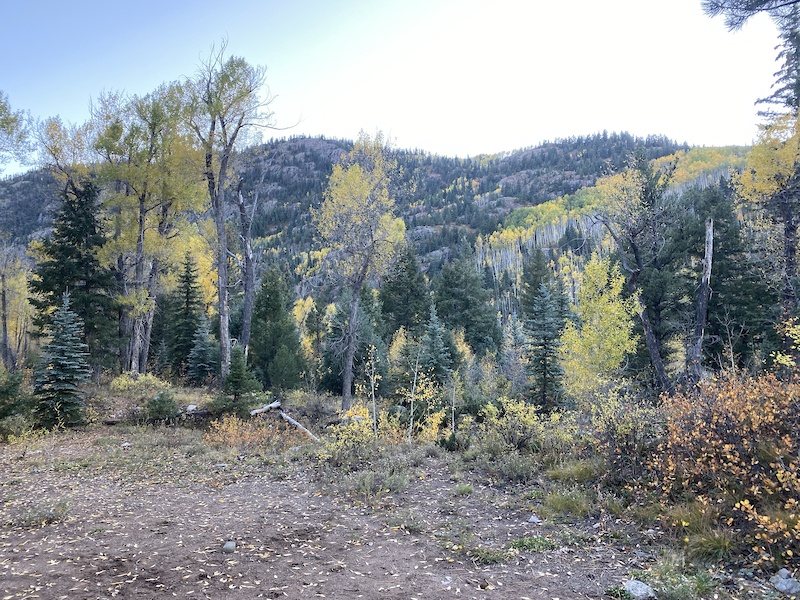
34, 293, 91, 429
434, 258, 501, 355
30, 180, 116, 364
420, 304, 453, 385
379, 245, 430, 335
170, 254, 204, 375
249, 268, 305, 389
525, 284, 564, 410
519, 248, 551, 320
187, 314, 217, 385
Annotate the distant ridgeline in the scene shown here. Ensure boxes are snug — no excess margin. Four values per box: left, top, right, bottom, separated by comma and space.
0, 133, 744, 286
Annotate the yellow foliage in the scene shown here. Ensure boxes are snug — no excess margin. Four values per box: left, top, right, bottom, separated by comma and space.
204, 414, 305, 454
560, 253, 637, 401
649, 373, 800, 567
737, 114, 800, 204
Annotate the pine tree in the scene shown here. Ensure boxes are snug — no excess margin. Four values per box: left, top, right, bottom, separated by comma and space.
34, 293, 91, 429
525, 284, 563, 410
248, 268, 305, 389
30, 180, 116, 364
222, 345, 261, 404
420, 304, 452, 385
379, 245, 430, 335
434, 258, 501, 355
170, 254, 204, 375
519, 248, 551, 320
187, 314, 217, 385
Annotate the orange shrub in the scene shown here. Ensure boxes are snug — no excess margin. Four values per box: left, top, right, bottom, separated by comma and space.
204, 414, 306, 455
649, 374, 800, 567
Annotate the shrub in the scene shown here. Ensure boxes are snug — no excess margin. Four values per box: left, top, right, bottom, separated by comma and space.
322, 404, 376, 467
143, 391, 180, 425
109, 372, 171, 399
204, 413, 305, 454
648, 373, 800, 567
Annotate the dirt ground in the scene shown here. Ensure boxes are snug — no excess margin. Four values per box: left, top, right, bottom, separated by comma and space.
0, 427, 778, 599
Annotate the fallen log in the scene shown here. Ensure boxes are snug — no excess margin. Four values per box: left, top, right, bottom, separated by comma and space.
251, 401, 321, 443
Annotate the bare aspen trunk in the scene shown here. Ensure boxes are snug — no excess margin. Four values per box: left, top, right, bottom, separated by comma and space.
237, 190, 256, 355
688, 218, 714, 383
341, 292, 361, 411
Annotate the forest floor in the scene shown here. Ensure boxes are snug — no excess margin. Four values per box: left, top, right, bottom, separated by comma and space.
0, 424, 785, 600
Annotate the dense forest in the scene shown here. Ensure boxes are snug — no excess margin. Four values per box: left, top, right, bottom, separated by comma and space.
2, 1, 800, 587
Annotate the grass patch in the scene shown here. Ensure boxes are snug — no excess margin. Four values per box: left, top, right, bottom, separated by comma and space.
467, 546, 511, 564
9, 498, 71, 528
543, 489, 592, 518
508, 535, 557, 552
546, 459, 603, 483
453, 483, 473, 496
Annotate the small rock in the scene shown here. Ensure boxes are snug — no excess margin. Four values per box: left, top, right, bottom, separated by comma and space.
528, 514, 542, 523
778, 568, 793, 579
770, 573, 800, 595
186, 404, 197, 413
624, 579, 656, 600
120, 442, 133, 449
222, 541, 236, 554
214, 463, 229, 468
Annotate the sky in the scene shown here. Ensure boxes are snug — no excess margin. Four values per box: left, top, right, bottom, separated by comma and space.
0, 0, 783, 170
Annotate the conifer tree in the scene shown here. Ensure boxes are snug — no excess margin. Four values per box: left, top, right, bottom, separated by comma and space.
420, 304, 453, 385
519, 248, 551, 320
249, 268, 305, 389
434, 258, 501, 355
379, 245, 430, 335
30, 180, 116, 364
525, 284, 563, 410
187, 314, 217, 385
34, 293, 91, 429
169, 253, 204, 375
223, 345, 261, 401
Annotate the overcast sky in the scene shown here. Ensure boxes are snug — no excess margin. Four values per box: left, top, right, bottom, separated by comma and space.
0, 0, 781, 169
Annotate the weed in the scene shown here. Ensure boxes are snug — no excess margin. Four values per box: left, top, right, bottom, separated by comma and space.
467, 545, 512, 564
508, 535, 557, 552
544, 489, 593, 518
10, 498, 71, 528
604, 586, 633, 599
546, 458, 603, 483
453, 483, 473, 496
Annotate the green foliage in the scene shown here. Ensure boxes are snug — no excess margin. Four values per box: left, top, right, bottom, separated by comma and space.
109, 372, 171, 399
223, 345, 261, 400
434, 257, 500, 355
187, 314, 218, 385
0, 368, 26, 421
169, 254, 204, 375
33, 293, 91, 429
379, 244, 430, 336
249, 268, 305, 389
508, 535, 557, 552
525, 283, 564, 410
143, 391, 180, 425
29, 180, 117, 364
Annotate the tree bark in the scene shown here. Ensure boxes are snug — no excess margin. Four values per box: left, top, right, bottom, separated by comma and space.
688, 217, 714, 383
341, 290, 361, 411
237, 189, 257, 356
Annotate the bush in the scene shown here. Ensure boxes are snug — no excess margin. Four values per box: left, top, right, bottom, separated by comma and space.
143, 391, 180, 425
322, 404, 377, 468
648, 373, 800, 567
204, 413, 305, 455
109, 372, 171, 399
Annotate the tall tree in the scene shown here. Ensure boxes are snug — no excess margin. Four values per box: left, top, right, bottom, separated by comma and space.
525, 283, 564, 410
519, 247, 551, 320
93, 84, 203, 373
596, 152, 674, 392
184, 42, 275, 377
169, 254, 205, 375
33, 293, 91, 429
559, 253, 637, 400
737, 115, 800, 320
0, 91, 29, 169
313, 131, 405, 409
379, 244, 430, 336
248, 267, 305, 390
30, 179, 117, 365
434, 257, 501, 356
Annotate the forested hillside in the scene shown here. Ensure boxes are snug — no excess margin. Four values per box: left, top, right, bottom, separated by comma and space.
2, 14, 800, 587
